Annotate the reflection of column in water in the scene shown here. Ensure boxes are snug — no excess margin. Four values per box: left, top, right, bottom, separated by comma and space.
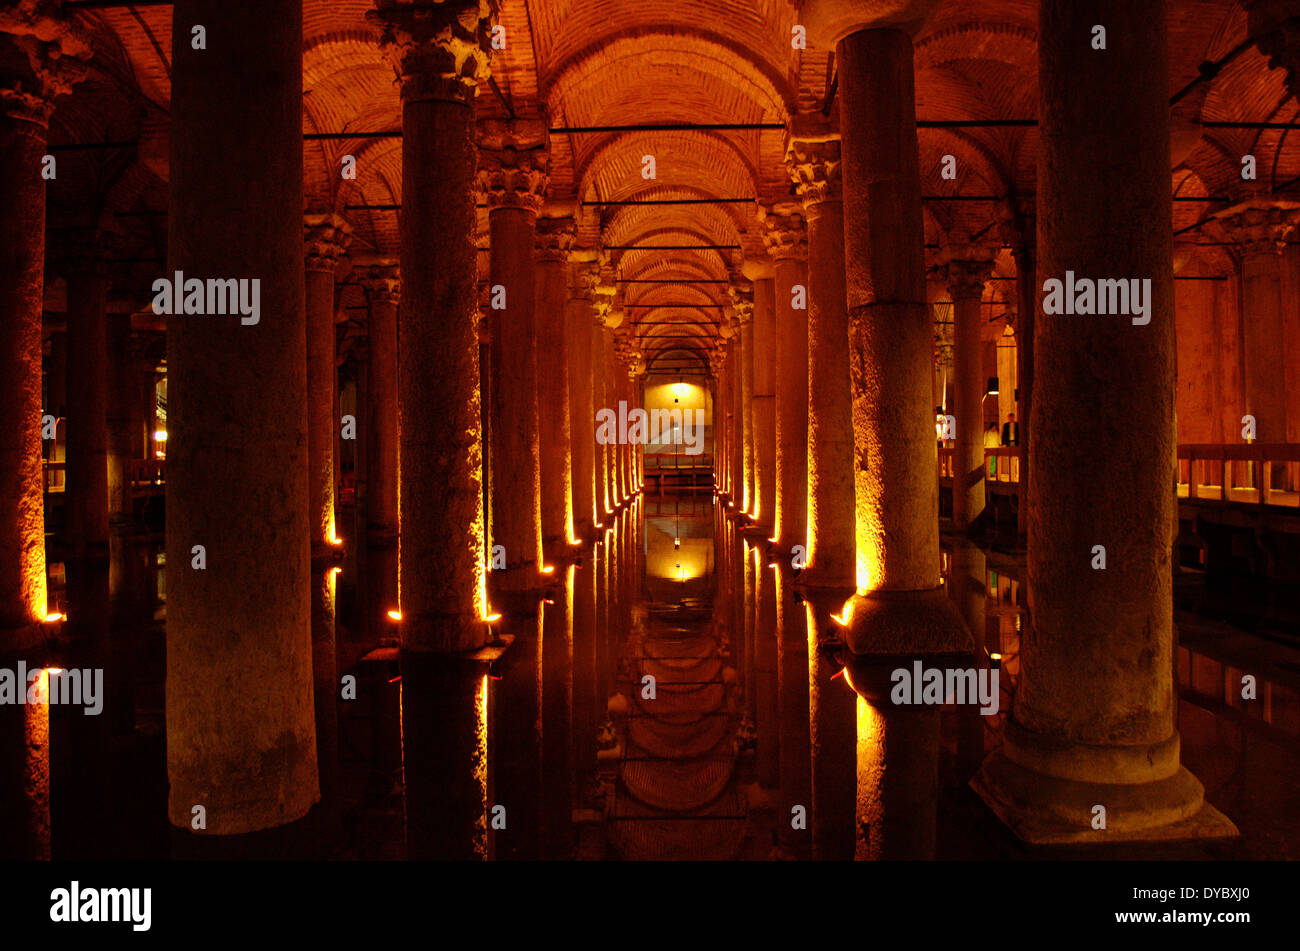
803, 599, 856, 861
490, 608, 543, 861
755, 549, 779, 792
571, 554, 597, 799
53, 559, 112, 858
540, 567, 574, 858
0, 674, 50, 859
775, 561, 810, 858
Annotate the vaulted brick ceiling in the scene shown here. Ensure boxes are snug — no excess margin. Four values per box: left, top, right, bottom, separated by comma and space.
48, 0, 1300, 363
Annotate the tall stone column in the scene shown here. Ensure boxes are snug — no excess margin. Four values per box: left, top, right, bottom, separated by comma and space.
973, 0, 1233, 844
752, 276, 777, 529
355, 258, 400, 641
62, 242, 111, 558
480, 122, 548, 596
566, 258, 599, 540
304, 213, 351, 821
729, 284, 755, 516
786, 130, 855, 590
1011, 235, 1035, 536
601, 323, 620, 508
805, 1, 971, 860
590, 287, 611, 522
787, 130, 856, 859
1214, 201, 1299, 448
941, 239, 997, 531
106, 311, 134, 527
368, 0, 496, 860
0, 13, 87, 647
166, 0, 318, 838
536, 215, 573, 560
304, 215, 351, 551
765, 210, 809, 553
724, 332, 743, 509
762, 210, 812, 858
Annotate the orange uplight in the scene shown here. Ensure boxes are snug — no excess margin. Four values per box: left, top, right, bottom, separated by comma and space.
540, 565, 555, 575
830, 613, 848, 627
386, 609, 402, 621
485, 613, 502, 623
329, 536, 343, 547
45, 667, 64, 675
331, 566, 342, 577
43, 612, 64, 623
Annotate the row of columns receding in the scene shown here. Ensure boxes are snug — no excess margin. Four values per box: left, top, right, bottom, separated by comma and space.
1, 0, 1258, 857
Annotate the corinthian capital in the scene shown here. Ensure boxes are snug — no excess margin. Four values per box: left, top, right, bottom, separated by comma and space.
728, 279, 755, 324
535, 215, 575, 263
762, 205, 808, 262
1, 0, 93, 126
477, 123, 550, 214
366, 0, 495, 105
1214, 199, 1300, 256
304, 213, 354, 273
785, 135, 842, 209
938, 235, 998, 301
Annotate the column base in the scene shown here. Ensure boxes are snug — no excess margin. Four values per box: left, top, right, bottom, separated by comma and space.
972, 749, 1238, 845
839, 585, 974, 661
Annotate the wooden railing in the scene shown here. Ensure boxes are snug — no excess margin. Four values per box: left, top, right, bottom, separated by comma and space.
936, 443, 1300, 511
938, 447, 1022, 484
1176, 443, 1300, 509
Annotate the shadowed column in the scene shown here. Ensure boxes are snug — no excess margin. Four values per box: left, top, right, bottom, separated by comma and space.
354, 258, 400, 645
304, 213, 351, 825
973, 0, 1235, 846
536, 215, 574, 561
166, 0, 319, 841
62, 239, 111, 560
940, 239, 997, 532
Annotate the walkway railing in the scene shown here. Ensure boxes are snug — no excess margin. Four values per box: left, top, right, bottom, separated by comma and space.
1177, 443, 1300, 509
938, 443, 1300, 512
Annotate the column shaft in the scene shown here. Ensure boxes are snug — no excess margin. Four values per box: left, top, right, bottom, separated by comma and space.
165, 0, 318, 834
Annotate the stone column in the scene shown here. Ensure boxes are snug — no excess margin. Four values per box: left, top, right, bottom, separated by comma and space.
941, 239, 997, 531
166, 0, 318, 838
787, 130, 856, 859
1012, 235, 1035, 535
805, 1, 971, 860
567, 258, 599, 540
304, 215, 352, 551
787, 131, 855, 590
1214, 201, 1299, 448
62, 241, 111, 558
0, 14, 87, 647
368, 0, 496, 860
536, 215, 573, 560
973, 0, 1234, 844
591, 289, 612, 522
355, 259, 400, 641
480, 122, 548, 596
729, 283, 755, 516
728, 333, 743, 512
304, 213, 351, 821
765, 210, 809, 553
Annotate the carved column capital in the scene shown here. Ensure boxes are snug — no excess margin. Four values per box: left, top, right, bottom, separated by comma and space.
938, 238, 998, 301
535, 215, 575, 263
728, 279, 755, 324
761, 205, 808, 262
354, 256, 401, 303
786, 135, 842, 209
367, 0, 495, 106
1214, 199, 1300, 256
1, 2, 93, 132
304, 213, 354, 273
